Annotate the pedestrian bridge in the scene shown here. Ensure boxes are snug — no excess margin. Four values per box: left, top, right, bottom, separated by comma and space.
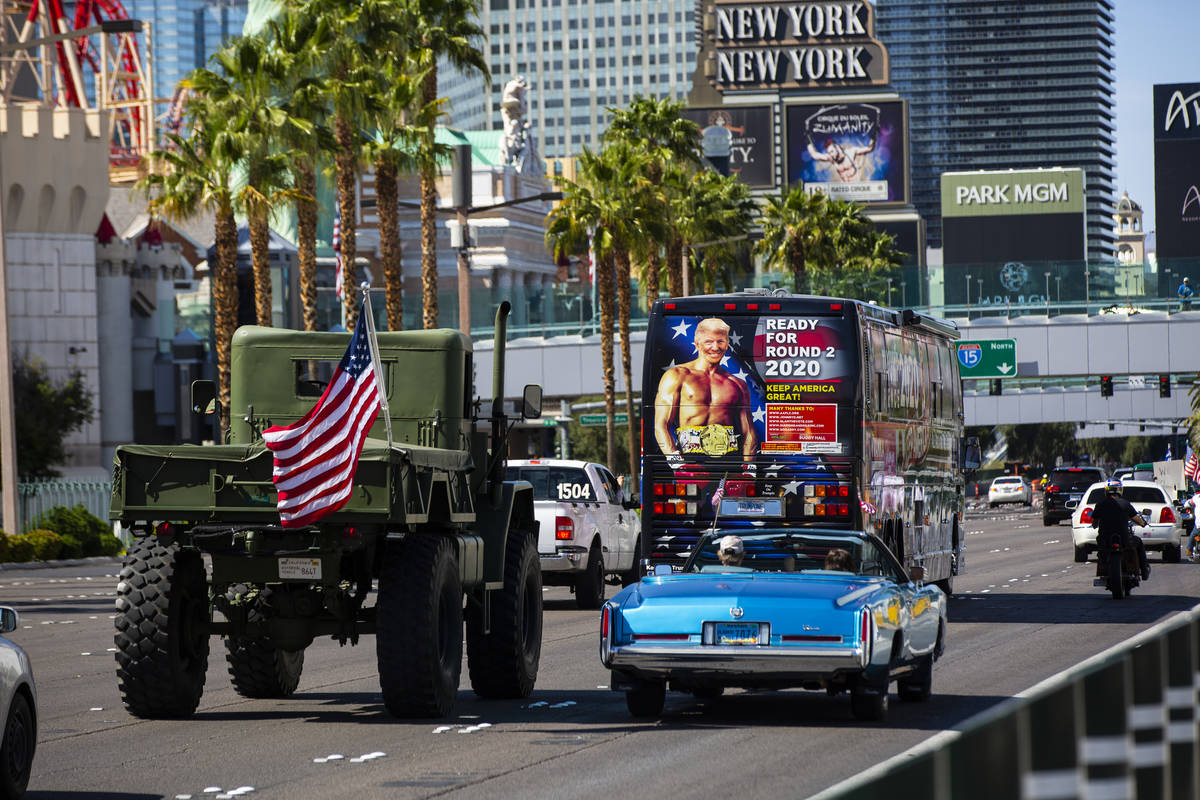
473, 309, 1200, 427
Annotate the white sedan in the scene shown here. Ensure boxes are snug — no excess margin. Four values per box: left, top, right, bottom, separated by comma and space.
988, 476, 1032, 507
1069, 480, 1185, 563
0, 606, 36, 798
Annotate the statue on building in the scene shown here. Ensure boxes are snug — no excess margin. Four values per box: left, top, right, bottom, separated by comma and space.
499, 75, 540, 175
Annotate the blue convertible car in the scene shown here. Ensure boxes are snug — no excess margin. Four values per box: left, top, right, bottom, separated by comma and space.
599, 528, 947, 720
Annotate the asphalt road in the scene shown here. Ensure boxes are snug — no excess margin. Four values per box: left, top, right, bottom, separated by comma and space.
9, 505, 1200, 800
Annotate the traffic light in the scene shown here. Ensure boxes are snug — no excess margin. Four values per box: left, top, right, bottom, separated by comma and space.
1100, 375, 1113, 397
1159, 374, 1171, 398
989, 379, 1002, 396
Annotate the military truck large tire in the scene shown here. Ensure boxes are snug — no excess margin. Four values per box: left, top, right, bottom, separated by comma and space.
467, 530, 542, 699
376, 535, 463, 718
223, 587, 304, 699
114, 538, 210, 718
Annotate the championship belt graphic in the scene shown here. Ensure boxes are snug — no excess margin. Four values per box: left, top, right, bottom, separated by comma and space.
676, 424, 738, 456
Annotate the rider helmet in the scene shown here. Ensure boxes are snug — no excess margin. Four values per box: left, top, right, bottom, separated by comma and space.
1105, 478, 1123, 493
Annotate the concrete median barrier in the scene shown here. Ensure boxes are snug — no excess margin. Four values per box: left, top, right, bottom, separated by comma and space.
811, 604, 1199, 800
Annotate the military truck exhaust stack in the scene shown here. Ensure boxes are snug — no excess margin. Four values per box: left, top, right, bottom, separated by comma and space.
111, 302, 544, 718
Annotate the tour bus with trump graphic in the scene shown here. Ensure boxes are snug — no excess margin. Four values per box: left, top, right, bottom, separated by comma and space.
640, 289, 975, 594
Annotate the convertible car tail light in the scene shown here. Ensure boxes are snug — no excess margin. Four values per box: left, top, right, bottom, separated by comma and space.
555, 516, 573, 540
601, 605, 610, 638
1159, 507, 1176, 524
1080, 507, 1093, 525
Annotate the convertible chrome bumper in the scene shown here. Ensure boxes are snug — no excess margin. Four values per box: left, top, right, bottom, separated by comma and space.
608, 643, 865, 676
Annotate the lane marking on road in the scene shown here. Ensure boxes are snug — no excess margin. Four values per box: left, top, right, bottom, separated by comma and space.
350, 751, 388, 761
313, 754, 345, 763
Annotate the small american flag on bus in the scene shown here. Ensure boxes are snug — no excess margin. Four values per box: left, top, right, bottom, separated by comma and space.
711, 477, 726, 510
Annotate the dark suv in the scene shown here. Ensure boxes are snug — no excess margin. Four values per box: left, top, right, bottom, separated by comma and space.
1043, 466, 1106, 526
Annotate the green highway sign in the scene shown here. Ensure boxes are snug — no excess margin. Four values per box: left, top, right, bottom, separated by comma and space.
955, 339, 1017, 379
579, 413, 629, 427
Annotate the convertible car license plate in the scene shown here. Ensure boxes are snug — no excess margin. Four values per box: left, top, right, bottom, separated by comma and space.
714, 622, 762, 645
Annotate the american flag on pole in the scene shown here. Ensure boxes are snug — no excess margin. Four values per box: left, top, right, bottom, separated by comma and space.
262, 299, 382, 528
333, 202, 344, 301
1185, 445, 1200, 483
711, 476, 726, 510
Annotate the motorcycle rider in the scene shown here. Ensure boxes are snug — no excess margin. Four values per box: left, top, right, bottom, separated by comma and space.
1090, 478, 1150, 580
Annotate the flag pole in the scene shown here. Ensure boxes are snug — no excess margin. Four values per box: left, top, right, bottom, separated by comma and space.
709, 472, 728, 538
360, 283, 392, 450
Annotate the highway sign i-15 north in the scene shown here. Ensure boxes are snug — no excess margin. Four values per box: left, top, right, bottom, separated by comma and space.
956, 339, 1017, 379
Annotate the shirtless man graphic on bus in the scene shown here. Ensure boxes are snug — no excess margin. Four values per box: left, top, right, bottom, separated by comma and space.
654, 317, 758, 469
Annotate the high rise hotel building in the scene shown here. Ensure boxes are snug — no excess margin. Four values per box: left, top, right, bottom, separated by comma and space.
439, 0, 699, 159
872, 0, 1117, 257
126, 0, 248, 105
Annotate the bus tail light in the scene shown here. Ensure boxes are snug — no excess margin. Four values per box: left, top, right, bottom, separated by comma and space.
555, 516, 573, 540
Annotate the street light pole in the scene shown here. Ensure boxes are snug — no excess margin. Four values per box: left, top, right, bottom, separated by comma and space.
1044, 271, 1051, 316
965, 273, 972, 316
0, 138, 17, 532
886, 277, 893, 307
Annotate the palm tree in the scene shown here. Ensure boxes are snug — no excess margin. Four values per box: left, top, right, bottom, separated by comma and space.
366, 59, 447, 330
602, 96, 701, 307
406, 0, 489, 329
547, 150, 617, 471
548, 145, 655, 478
674, 168, 756, 295
288, 0, 401, 332
140, 90, 241, 434
193, 35, 309, 327
755, 185, 836, 293
268, 9, 335, 335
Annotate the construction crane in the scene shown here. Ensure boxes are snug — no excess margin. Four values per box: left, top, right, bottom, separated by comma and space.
0, 0, 154, 181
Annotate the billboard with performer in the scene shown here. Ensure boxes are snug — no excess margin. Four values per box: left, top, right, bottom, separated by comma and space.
785, 100, 908, 205
682, 105, 776, 188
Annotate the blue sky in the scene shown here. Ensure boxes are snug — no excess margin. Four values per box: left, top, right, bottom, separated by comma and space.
1114, 0, 1200, 235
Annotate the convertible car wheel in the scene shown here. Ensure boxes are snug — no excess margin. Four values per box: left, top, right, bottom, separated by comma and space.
897, 655, 932, 702
626, 682, 665, 717
850, 681, 888, 721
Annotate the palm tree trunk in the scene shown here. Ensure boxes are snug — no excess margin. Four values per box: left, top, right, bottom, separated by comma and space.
791, 241, 806, 294
666, 234, 683, 297
213, 202, 239, 437
615, 247, 637, 491
335, 114, 359, 331
643, 249, 660, 311
597, 245, 616, 473
376, 158, 403, 331
420, 65, 439, 330
249, 206, 272, 326
295, 163, 318, 333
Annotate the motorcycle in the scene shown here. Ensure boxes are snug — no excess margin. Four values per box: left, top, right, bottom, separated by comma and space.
1093, 519, 1145, 600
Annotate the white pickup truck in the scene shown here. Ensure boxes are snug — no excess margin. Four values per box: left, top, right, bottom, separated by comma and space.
505, 459, 641, 609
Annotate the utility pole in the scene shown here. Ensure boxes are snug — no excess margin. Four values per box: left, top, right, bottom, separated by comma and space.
0, 141, 17, 532
452, 143, 472, 336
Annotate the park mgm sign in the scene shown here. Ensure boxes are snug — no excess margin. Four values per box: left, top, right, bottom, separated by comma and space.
696, 1, 890, 92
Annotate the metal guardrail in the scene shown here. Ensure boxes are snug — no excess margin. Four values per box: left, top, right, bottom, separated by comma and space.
811, 602, 1200, 800
15, 479, 112, 533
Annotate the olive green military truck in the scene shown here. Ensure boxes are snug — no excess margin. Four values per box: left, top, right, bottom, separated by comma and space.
109, 304, 543, 719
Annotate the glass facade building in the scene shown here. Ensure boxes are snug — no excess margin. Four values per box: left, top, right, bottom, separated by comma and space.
440, 0, 697, 159
873, 0, 1117, 258
126, 0, 248, 105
